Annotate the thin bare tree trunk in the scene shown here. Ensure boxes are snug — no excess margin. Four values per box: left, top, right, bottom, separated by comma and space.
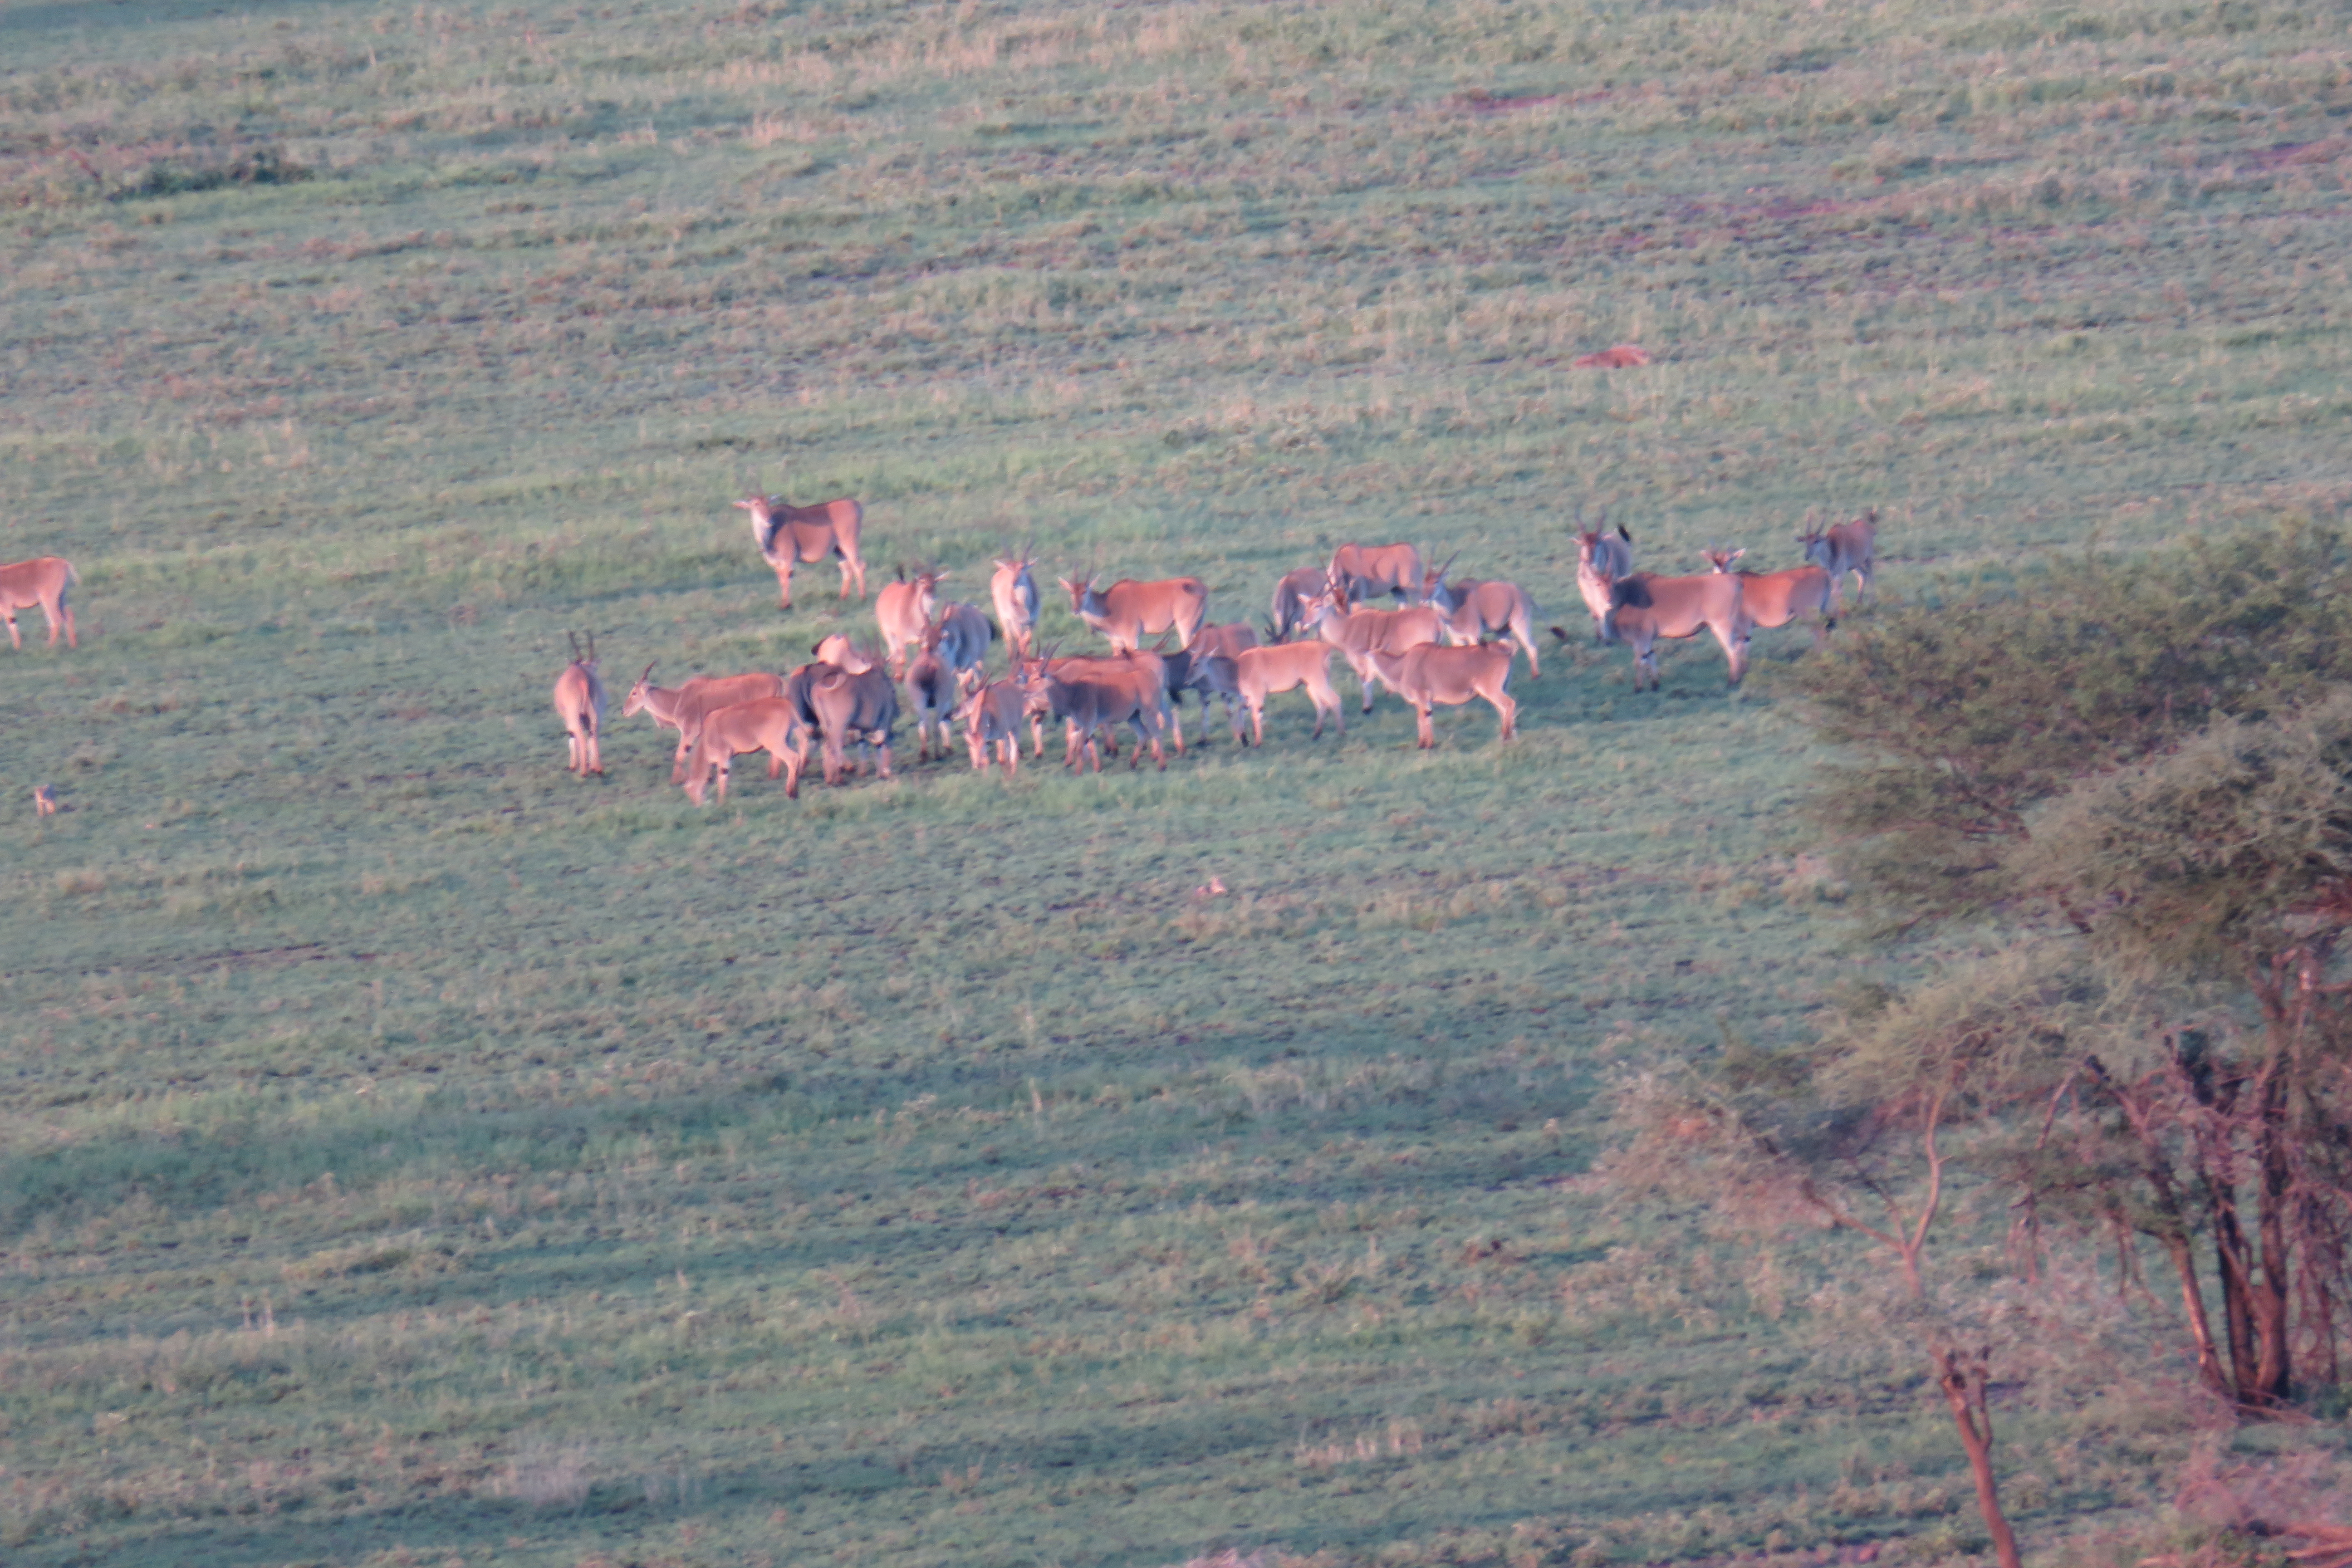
1936, 1350, 2024, 1568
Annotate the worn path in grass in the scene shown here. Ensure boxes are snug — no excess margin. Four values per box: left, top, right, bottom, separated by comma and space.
3, 0, 2349, 1562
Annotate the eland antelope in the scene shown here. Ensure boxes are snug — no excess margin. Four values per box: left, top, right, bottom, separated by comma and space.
960, 673, 1033, 776
1231, 641, 1344, 745
553, 632, 606, 776
1572, 511, 1635, 644
904, 629, 956, 763
1367, 643, 1517, 749
0, 557, 78, 651
789, 659, 899, 785
1799, 508, 1877, 608
735, 491, 868, 607
1299, 588, 1446, 713
1328, 543, 1423, 608
1423, 557, 1541, 677
932, 600, 994, 694
1699, 549, 1835, 639
1597, 570, 1750, 691
621, 666, 789, 783
1026, 652, 1171, 773
681, 698, 808, 805
1061, 574, 1210, 653
874, 567, 944, 676
1269, 567, 1328, 642
989, 552, 1041, 660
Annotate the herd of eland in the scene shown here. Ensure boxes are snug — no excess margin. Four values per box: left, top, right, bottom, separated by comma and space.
0, 491, 1878, 811
533, 488, 1881, 804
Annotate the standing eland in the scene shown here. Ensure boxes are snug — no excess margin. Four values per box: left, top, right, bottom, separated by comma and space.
1367, 643, 1518, 749
989, 551, 1041, 661
1299, 588, 1446, 713
1060, 573, 1210, 653
1571, 509, 1635, 644
735, 489, 868, 608
621, 665, 789, 783
0, 557, 78, 650
1230, 641, 1345, 746
553, 632, 606, 776
874, 567, 944, 677
1699, 549, 1836, 640
1798, 507, 1877, 609
681, 698, 808, 805
1594, 567, 1751, 691
1422, 555, 1541, 676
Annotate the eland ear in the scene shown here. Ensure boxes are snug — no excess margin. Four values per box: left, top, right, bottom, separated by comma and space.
1729, 548, 1745, 564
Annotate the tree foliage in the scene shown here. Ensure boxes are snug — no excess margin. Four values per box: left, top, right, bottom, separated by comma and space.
1785, 519, 2352, 932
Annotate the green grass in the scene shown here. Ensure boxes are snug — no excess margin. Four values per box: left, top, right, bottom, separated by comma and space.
2, 0, 2349, 1562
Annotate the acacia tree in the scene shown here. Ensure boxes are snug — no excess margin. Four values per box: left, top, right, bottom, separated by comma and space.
1599, 955, 2090, 1568
1787, 519, 2352, 933
2004, 696, 2352, 1407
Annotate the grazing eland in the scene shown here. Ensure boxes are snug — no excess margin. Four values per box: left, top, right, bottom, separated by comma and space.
1060, 573, 1210, 653
735, 490, 868, 607
1269, 567, 1328, 642
553, 631, 606, 776
681, 697, 808, 805
1327, 542, 1423, 607
1367, 643, 1518, 748
0, 556, 77, 650
1798, 507, 1877, 609
32, 784, 56, 817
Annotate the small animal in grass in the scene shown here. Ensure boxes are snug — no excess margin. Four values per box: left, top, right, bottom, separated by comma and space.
32, 784, 56, 817
1572, 343, 1650, 369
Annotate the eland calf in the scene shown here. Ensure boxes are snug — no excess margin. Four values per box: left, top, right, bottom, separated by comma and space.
682, 697, 808, 805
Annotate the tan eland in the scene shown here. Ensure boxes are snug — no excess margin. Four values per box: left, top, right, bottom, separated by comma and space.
1328, 543, 1423, 607
989, 551, 1041, 660
1367, 643, 1517, 749
621, 665, 789, 782
1230, 641, 1345, 746
735, 490, 868, 607
0, 557, 78, 650
1060, 573, 1210, 653
681, 698, 809, 805
1598, 570, 1750, 691
1798, 507, 1877, 609
1699, 549, 1835, 639
553, 632, 606, 776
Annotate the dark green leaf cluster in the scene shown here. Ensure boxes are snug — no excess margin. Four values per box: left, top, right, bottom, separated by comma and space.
1786, 519, 2352, 930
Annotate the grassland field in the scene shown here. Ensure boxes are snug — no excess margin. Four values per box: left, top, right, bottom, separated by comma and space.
2, 0, 2350, 1563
